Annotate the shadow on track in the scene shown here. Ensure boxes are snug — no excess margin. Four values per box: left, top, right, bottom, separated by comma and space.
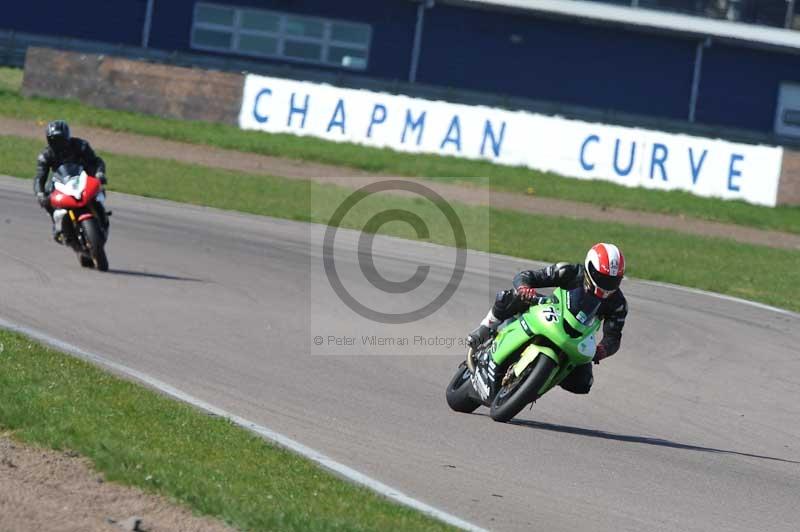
107, 269, 206, 282
496, 417, 800, 465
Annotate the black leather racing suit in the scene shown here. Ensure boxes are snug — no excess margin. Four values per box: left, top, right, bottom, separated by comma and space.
34, 137, 106, 202
490, 262, 628, 394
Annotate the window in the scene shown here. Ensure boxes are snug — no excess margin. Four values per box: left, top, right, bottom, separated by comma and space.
191, 3, 372, 70
775, 82, 800, 138
783, 110, 800, 128
240, 10, 279, 32
196, 4, 234, 26
238, 34, 278, 55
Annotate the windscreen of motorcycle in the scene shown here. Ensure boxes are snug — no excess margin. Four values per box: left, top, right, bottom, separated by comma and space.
565, 286, 601, 326
53, 163, 84, 184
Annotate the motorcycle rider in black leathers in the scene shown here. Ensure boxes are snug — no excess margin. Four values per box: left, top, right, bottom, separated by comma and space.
34, 120, 108, 241
467, 243, 628, 396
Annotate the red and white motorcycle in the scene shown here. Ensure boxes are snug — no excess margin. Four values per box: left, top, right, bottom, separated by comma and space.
49, 163, 111, 271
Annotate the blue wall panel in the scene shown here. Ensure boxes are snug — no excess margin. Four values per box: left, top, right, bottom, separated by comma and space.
3, 0, 147, 46
417, 4, 697, 120
697, 44, 800, 133
5, 0, 797, 134
148, 0, 416, 80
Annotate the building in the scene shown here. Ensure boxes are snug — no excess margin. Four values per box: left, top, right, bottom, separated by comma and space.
4, 0, 800, 141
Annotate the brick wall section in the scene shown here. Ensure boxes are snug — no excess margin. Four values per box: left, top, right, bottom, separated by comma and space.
778, 149, 800, 206
21, 47, 244, 125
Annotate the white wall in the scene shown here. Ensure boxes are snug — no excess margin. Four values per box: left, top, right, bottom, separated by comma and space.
239, 73, 784, 207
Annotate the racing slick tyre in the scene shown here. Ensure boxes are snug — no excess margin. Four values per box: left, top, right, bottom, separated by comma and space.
446, 361, 482, 413
490, 354, 557, 423
77, 253, 93, 268
80, 218, 109, 272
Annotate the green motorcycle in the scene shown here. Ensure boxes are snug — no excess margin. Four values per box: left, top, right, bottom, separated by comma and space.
446, 286, 602, 422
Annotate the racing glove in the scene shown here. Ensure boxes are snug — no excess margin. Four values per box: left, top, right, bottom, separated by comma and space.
96, 171, 108, 185
515, 286, 537, 302
36, 192, 48, 208
594, 343, 609, 364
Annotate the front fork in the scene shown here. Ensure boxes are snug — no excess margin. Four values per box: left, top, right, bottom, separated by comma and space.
511, 344, 562, 396
57, 208, 96, 250
470, 339, 564, 403
74, 202, 109, 238
65, 209, 84, 249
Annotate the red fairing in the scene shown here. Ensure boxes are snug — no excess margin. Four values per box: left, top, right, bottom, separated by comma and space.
83, 175, 102, 202
49, 175, 103, 209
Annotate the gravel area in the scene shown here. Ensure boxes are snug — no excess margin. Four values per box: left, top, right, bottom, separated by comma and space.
0, 435, 234, 532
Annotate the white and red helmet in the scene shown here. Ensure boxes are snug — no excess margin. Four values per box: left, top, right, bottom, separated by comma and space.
584, 243, 625, 299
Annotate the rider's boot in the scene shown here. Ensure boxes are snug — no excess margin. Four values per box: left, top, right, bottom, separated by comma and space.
96, 201, 110, 233
466, 325, 492, 350
466, 310, 503, 401
51, 224, 63, 244
466, 309, 502, 350
51, 209, 66, 245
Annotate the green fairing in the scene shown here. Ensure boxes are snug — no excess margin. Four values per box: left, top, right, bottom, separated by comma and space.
488, 287, 602, 396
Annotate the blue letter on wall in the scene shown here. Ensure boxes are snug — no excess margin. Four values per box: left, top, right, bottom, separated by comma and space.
402, 110, 426, 145
650, 143, 668, 181
253, 88, 272, 124
613, 139, 636, 177
327, 98, 347, 134
728, 154, 744, 192
440, 115, 462, 152
480, 120, 506, 158
580, 135, 599, 171
367, 104, 387, 138
288, 93, 309, 129
688, 147, 707, 185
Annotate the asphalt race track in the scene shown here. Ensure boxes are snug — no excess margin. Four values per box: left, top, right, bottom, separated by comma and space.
2, 175, 799, 532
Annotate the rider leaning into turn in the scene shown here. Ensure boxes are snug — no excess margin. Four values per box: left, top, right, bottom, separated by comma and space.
467, 243, 628, 395
34, 120, 107, 240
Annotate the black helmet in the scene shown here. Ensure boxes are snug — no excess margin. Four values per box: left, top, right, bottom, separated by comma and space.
46, 120, 71, 153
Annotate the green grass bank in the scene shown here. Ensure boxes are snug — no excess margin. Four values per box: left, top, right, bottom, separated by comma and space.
0, 329, 455, 532
1, 66, 798, 234
0, 66, 21, 93
2, 135, 797, 312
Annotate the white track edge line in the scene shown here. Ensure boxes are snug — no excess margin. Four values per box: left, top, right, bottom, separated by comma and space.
0, 317, 488, 532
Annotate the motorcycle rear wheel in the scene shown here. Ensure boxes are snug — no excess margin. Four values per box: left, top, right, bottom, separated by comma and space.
445, 361, 481, 413
80, 218, 109, 272
490, 354, 557, 423
77, 253, 93, 268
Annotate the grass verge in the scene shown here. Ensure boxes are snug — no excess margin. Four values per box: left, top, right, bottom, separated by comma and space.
0, 67, 22, 93
0, 329, 454, 532
0, 69, 798, 234
2, 134, 798, 311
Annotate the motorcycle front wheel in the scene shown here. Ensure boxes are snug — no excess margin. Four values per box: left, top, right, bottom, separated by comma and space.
80, 218, 109, 272
490, 354, 557, 423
